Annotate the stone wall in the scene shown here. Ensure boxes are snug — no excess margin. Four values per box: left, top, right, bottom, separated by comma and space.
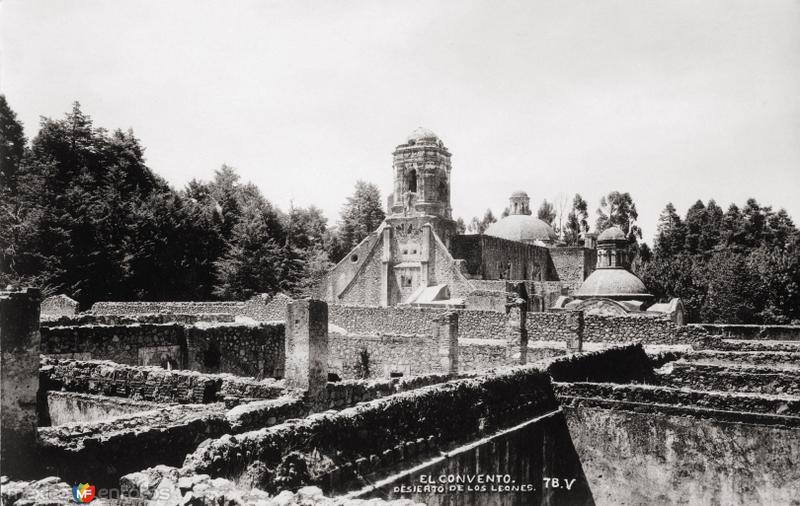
88, 293, 289, 322
330, 334, 439, 379
544, 344, 654, 383
45, 391, 160, 426
0, 288, 42, 478
42, 312, 235, 326
38, 404, 230, 488
41, 323, 185, 365
583, 313, 707, 344
450, 234, 559, 281
689, 323, 800, 340
362, 411, 593, 505
547, 247, 595, 291
40, 294, 79, 317
329, 305, 509, 341
180, 365, 559, 489
655, 361, 800, 396
185, 323, 285, 378
40, 321, 285, 378
40, 358, 287, 405
562, 405, 800, 505
91, 300, 245, 315
556, 382, 800, 418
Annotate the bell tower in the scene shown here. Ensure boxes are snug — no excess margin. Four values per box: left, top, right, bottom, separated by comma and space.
375, 128, 457, 306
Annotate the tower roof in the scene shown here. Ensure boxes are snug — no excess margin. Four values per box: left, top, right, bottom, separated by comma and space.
406, 127, 439, 143
598, 226, 627, 242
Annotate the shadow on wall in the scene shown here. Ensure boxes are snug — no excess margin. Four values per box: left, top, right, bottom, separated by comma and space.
359, 411, 595, 506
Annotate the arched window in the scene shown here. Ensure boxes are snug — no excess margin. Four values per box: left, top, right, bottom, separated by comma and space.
408, 169, 417, 193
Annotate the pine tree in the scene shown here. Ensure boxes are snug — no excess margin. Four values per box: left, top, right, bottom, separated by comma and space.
336, 181, 385, 254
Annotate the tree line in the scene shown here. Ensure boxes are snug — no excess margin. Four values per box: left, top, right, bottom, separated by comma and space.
0, 98, 384, 305
1, 97, 797, 323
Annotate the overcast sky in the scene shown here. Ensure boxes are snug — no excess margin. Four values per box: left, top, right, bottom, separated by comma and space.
2, 0, 799, 243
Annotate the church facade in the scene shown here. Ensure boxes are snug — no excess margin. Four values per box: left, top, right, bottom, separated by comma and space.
317, 128, 600, 310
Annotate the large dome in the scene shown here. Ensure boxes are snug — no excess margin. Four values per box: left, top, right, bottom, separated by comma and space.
485, 214, 558, 244
575, 268, 651, 299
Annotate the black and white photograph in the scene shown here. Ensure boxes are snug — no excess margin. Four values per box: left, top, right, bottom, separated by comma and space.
1, 1, 799, 504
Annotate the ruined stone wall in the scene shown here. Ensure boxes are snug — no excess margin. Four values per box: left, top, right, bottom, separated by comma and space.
562, 405, 800, 505
556, 382, 800, 417
1, 288, 42, 478
547, 247, 595, 290
544, 344, 653, 383
688, 323, 800, 340
45, 391, 159, 426
181, 366, 559, 488
90, 300, 245, 315
40, 294, 79, 317
185, 323, 285, 378
583, 313, 706, 343
40, 321, 285, 377
242, 293, 293, 321
449, 235, 559, 281
42, 312, 235, 326
526, 312, 575, 341
458, 342, 513, 371
329, 333, 443, 379
329, 305, 508, 341
39, 404, 230, 488
40, 358, 286, 405
655, 361, 800, 396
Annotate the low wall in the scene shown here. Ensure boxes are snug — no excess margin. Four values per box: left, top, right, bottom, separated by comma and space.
180, 366, 559, 489
40, 358, 287, 405
45, 391, 159, 426
41, 323, 184, 366
685, 350, 800, 367
40, 322, 285, 378
89, 293, 293, 322
655, 361, 800, 396
555, 382, 800, 418
41, 313, 235, 326
91, 300, 244, 315
39, 404, 229, 488
689, 323, 800, 340
329, 305, 509, 341
563, 405, 800, 505
584, 314, 706, 344
544, 344, 654, 383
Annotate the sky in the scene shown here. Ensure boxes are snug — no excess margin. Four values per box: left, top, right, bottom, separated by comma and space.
2, 0, 799, 243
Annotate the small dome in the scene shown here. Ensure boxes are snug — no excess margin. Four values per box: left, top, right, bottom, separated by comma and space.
598, 226, 627, 242
485, 214, 558, 244
575, 269, 651, 299
407, 127, 439, 143
510, 190, 529, 199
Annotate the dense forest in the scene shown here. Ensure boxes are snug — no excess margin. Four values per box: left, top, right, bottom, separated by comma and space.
1, 97, 798, 323
0, 98, 385, 303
